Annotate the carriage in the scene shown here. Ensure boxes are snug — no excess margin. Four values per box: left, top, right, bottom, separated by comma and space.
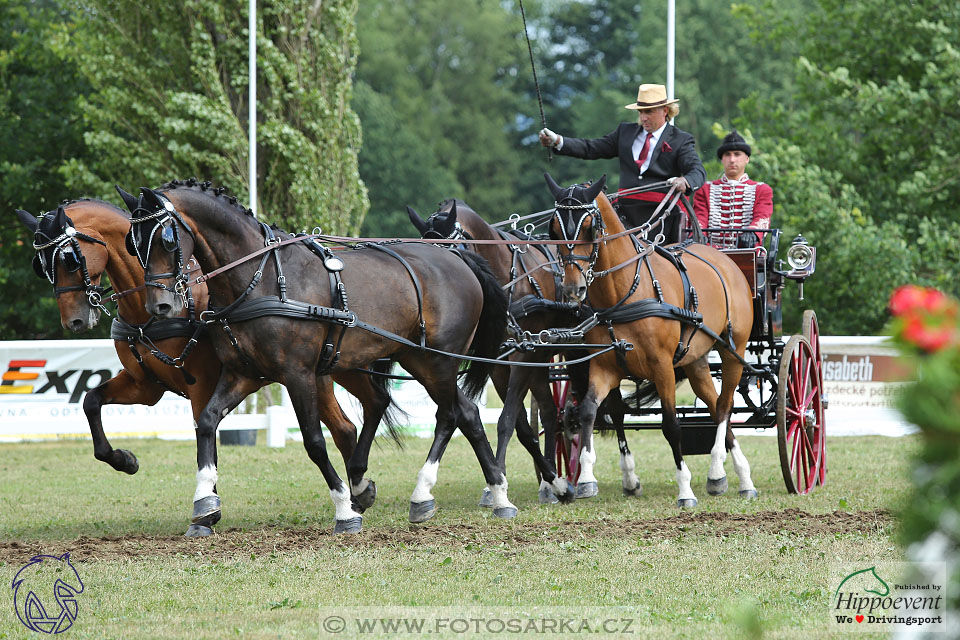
540, 192, 827, 495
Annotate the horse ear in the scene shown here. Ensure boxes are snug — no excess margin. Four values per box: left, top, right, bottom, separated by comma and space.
115, 185, 139, 212
15, 209, 38, 233
446, 202, 458, 226
543, 173, 564, 199
584, 175, 607, 203
139, 187, 164, 209
54, 206, 67, 227
407, 206, 428, 235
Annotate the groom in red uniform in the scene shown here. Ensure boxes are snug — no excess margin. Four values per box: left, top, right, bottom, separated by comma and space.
693, 130, 773, 249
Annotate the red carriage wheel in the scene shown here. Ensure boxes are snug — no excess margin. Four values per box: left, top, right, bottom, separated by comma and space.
802, 310, 827, 486
777, 335, 825, 494
551, 375, 581, 483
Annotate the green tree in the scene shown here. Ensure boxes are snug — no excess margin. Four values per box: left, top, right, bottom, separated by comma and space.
0, 0, 93, 339
737, 0, 960, 333
355, 0, 536, 225
58, 0, 367, 234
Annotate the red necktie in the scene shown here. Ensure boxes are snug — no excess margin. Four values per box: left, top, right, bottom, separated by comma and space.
635, 133, 654, 173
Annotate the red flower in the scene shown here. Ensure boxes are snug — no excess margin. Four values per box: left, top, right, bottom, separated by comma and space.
661, 141, 673, 153
890, 285, 929, 317
902, 315, 955, 353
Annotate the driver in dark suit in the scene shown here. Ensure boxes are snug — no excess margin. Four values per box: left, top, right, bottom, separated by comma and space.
539, 83, 706, 243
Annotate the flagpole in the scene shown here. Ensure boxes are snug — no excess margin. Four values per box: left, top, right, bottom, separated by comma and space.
248, 0, 257, 217
667, 0, 675, 107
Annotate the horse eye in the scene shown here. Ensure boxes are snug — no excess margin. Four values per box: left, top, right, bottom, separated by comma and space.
161, 224, 177, 251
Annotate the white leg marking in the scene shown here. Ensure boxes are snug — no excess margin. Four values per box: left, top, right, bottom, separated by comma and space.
330, 485, 362, 521
620, 451, 641, 491
193, 465, 218, 502
487, 474, 516, 510
676, 461, 695, 501
550, 475, 570, 496
578, 447, 598, 484
410, 460, 439, 503
708, 419, 728, 480
730, 440, 756, 491
351, 478, 370, 496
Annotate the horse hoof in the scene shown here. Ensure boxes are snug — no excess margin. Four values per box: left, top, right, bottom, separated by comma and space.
706, 476, 728, 496
622, 484, 643, 497
677, 498, 698, 509
478, 487, 493, 508
409, 499, 436, 523
352, 481, 377, 513
555, 480, 577, 504
739, 489, 760, 500
538, 486, 559, 504
575, 481, 599, 499
493, 506, 518, 519
184, 524, 212, 537
116, 449, 139, 475
333, 517, 363, 534
191, 495, 222, 526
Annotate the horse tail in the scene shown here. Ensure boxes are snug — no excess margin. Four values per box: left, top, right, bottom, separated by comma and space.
368, 358, 407, 447
624, 368, 689, 407
456, 250, 509, 400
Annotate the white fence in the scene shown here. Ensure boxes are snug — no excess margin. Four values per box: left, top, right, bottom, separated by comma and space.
0, 337, 914, 445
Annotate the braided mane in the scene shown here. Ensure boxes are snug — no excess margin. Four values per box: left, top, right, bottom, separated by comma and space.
159, 178, 255, 218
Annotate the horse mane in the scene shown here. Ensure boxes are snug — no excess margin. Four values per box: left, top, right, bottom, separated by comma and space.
158, 178, 256, 218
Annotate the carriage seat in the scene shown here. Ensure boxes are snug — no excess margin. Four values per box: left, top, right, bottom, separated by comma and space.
721, 248, 758, 297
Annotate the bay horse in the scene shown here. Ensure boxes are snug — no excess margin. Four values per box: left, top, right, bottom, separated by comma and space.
408, 200, 573, 505
407, 200, 645, 502
545, 174, 759, 507
15, 200, 377, 535
124, 182, 514, 533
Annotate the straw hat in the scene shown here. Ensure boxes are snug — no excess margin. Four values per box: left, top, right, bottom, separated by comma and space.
624, 84, 679, 110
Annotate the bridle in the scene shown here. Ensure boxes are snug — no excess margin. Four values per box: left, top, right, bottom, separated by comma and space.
127, 193, 197, 310
32, 222, 111, 315
552, 187, 604, 286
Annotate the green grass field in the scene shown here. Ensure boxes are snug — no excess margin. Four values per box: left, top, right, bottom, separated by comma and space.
0, 429, 914, 639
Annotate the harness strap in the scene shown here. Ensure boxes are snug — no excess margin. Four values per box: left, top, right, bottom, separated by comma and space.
360, 243, 427, 348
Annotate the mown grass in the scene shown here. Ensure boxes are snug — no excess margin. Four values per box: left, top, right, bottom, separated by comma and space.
0, 428, 915, 639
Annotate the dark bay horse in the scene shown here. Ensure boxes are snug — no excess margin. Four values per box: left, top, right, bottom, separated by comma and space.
407, 200, 645, 503
546, 174, 758, 507
15, 200, 374, 535
407, 200, 575, 505
125, 182, 514, 532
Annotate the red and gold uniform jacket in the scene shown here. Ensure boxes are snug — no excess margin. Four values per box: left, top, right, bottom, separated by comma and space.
693, 174, 773, 249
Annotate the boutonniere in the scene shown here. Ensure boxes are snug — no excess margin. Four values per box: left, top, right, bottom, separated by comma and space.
660, 141, 673, 153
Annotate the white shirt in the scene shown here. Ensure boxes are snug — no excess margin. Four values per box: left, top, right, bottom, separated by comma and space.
632, 122, 668, 175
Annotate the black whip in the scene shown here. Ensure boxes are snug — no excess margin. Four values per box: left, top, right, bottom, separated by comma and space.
518, 0, 551, 162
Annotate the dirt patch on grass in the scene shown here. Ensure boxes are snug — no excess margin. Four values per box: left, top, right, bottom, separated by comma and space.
0, 508, 893, 563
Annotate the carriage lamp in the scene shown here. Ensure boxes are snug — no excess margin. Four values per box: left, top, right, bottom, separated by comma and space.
786, 235, 814, 271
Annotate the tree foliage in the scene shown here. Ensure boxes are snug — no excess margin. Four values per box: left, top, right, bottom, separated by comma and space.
59, 0, 367, 234
0, 0, 92, 339
738, 0, 960, 333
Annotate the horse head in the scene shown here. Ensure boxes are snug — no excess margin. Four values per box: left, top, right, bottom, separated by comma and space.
16, 205, 110, 332
407, 201, 461, 241
12, 553, 84, 634
120, 186, 198, 318
545, 173, 607, 303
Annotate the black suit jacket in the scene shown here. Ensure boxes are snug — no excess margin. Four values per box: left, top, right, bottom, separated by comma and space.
556, 122, 706, 194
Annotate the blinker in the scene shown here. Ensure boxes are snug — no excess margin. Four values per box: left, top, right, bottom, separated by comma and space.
160, 222, 177, 252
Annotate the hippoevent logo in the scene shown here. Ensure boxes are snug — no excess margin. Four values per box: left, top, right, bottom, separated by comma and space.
11, 553, 84, 634
0, 360, 46, 395
1, 359, 113, 403
831, 563, 945, 632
